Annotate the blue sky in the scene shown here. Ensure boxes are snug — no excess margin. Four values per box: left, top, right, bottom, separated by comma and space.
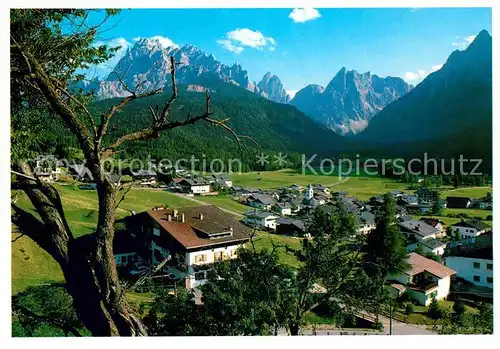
89, 7, 491, 95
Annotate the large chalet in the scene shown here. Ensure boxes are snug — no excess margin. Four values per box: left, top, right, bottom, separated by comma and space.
115, 205, 250, 288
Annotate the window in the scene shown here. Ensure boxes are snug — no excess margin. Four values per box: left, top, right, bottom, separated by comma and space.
486, 263, 493, 271
473, 262, 480, 269
473, 275, 480, 282
153, 228, 160, 237
194, 254, 207, 264
120, 256, 127, 264
487, 277, 493, 284
214, 251, 224, 261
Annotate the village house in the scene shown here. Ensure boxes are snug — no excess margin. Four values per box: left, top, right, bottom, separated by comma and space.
418, 218, 446, 238
312, 184, 331, 196
407, 238, 447, 256
178, 178, 211, 195
355, 211, 376, 235
133, 169, 157, 186
243, 210, 279, 230
246, 193, 276, 211
416, 187, 439, 203
388, 253, 456, 306
398, 194, 419, 206
276, 217, 307, 237
274, 202, 292, 216
451, 219, 489, 239
444, 246, 493, 289
398, 219, 439, 241
68, 164, 93, 182
116, 205, 250, 289
212, 174, 232, 188
446, 196, 472, 209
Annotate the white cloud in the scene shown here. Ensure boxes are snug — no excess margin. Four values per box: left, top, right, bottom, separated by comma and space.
217, 28, 276, 53
133, 35, 178, 49
465, 35, 477, 43
402, 63, 443, 84
431, 64, 443, 72
216, 39, 244, 54
288, 8, 321, 23
91, 37, 132, 78
286, 90, 298, 99
452, 35, 477, 49
403, 70, 427, 82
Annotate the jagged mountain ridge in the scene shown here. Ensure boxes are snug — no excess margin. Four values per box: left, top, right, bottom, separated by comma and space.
85, 38, 291, 104
291, 68, 412, 135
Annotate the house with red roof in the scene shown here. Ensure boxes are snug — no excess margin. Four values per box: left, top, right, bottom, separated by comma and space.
116, 205, 250, 288
388, 253, 456, 306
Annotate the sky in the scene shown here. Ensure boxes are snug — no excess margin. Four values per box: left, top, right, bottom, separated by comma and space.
88, 7, 491, 96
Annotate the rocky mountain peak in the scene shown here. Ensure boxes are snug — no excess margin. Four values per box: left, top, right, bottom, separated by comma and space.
291, 68, 411, 135
256, 72, 291, 104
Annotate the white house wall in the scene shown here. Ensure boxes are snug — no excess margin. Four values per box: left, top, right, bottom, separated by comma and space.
445, 256, 493, 288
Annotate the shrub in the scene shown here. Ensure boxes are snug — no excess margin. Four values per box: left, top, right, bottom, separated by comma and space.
372, 321, 384, 331
427, 297, 443, 319
405, 303, 414, 315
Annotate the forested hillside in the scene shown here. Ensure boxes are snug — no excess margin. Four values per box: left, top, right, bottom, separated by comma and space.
48, 79, 351, 170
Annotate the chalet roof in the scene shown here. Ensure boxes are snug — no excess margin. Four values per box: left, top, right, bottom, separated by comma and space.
277, 217, 305, 231
419, 238, 446, 250
133, 169, 156, 177
248, 193, 275, 205
243, 210, 278, 219
406, 253, 456, 279
398, 215, 414, 222
145, 205, 250, 249
356, 211, 375, 225
453, 219, 489, 231
399, 219, 439, 238
418, 218, 444, 228
180, 178, 210, 186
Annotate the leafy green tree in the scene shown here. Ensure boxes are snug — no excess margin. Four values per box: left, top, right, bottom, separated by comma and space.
432, 198, 445, 215
143, 288, 207, 336
454, 230, 462, 242
10, 9, 258, 336
427, 297, 443, 319
414, 244, 425, 256
404, 302, 414, 315
149, 203, 370, 336
12, 284, 89, 337
363, 193, 410, 279
453, 299, 466, 325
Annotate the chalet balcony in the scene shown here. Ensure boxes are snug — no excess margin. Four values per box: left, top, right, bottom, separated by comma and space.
408, 280, 438, 292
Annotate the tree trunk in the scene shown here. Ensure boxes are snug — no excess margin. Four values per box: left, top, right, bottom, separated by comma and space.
289, 322, 300, 336
13, 163, 146, 336
62, 236, 146, 336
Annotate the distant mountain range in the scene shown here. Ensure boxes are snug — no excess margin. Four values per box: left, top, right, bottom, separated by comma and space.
290, 69, 412, 135
78, 30, 492, 169
83, 38, 290, 104
356, 29, 492, 165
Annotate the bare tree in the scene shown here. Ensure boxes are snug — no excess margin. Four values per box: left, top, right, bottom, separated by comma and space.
11, 11, 254, 336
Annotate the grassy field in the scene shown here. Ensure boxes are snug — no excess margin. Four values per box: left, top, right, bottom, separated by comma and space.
252, 231, 302, 268
440, 186, 492, 199
194, 194, 248, 214
231, 169, 344, 189
12, 185, 199, 293
394, 300, 479, 325
332, 177, 408, 201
